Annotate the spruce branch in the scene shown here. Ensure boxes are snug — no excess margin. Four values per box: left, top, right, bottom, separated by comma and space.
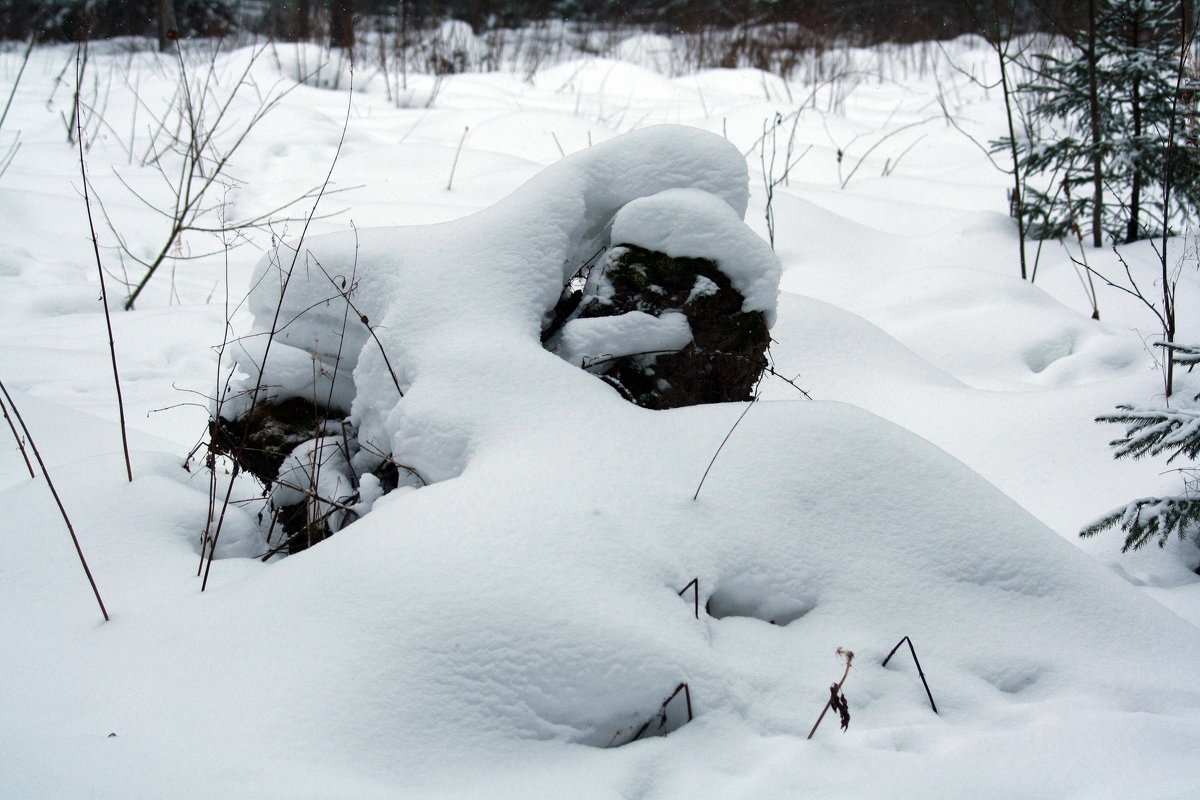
1098, 405, 1200, 463
1158, 342, 1200, 370
1081, 496, 1200, 552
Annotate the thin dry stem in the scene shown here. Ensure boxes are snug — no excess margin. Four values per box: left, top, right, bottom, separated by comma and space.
202, 68, 355, 590
76, 48, 132, 482
807, 648, 853, 739
0, 392, 35, 478
693, 394, 758, 502
0, 378, 110, 622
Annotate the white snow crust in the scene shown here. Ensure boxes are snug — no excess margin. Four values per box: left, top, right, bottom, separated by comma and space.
556, 309, 693, 367
234, 125, 764, 485
611, 187, 781, 320
1, 36, 1198, 800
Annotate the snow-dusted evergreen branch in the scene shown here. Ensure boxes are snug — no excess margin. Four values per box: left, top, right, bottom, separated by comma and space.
1081, 496, 1200, 552
1159, 341, 1200, 370
1097, 405, 1200, 463
1085, 340, 1200, 551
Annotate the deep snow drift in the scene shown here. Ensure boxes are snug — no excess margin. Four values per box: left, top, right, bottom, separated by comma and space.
230, 125, 770, 490
1, 36, 1199, 799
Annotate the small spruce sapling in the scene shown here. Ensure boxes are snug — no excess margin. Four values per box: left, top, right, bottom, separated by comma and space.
998, 0, 1200, 245
1082, 343, 1200, 552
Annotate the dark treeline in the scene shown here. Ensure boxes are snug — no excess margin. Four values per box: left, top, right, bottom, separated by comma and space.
1, 0, 235, 42
0, 0, 1098, 45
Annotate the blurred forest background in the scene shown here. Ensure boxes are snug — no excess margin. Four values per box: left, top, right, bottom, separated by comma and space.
0, 0, 1147, 50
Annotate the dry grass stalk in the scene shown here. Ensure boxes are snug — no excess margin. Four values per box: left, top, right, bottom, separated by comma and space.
0, 378, 110, 622
807, 647, 853, 739
75, 47, 132, 483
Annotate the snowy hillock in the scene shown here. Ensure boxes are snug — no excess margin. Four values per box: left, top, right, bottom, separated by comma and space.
225, 126, 772, 505
6, 359, 1200, 797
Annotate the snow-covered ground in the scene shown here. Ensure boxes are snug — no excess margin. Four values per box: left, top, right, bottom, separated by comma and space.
1, 33, 1198, 798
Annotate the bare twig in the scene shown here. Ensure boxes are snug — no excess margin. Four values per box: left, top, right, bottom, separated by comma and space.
606, 682, 694, 748
1153, 5, 1196, 399
76, 48, 132, 483
199, 184, 242, 574
202, 67, 355, 591
0, 35, 34, 135
841, 118, 938, 189
0, 35, 34, 178
0, 379, 110, 622
120, 41, 323, 310
0, 391, 35, 478
677, 577, 699, 619
692, 395, 758, 502
311, 253, 405, 397
580, 349, 684, 371
882, 636, 938, 714
1062, 180, 1100, 319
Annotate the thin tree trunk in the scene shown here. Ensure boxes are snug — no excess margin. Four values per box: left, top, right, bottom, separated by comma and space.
274, 0, 309, 42
1159, 0, 1194, 399
75, 0, 94, 41
297, 0, 310, 41
330, 0, 354, 51
157, 0, 178, 52
400, 0, 409, 89
1088, 0, 1104, 247
1126, 5, 1143, 243
994, 0, 1028, 280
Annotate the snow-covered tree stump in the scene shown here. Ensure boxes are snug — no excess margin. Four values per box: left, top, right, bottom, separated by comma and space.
213, 126, 780, 551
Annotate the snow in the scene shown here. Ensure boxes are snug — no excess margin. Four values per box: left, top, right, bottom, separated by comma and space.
234, 124, 760, 486
1, 34, 1198, 799
611, 187, 781, 319
556, 309, 694, 367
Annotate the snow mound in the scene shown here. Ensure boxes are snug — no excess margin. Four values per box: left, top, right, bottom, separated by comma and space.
533, 58, 689, 102
4, 38, 1200, 798
611, 34, 678, 74
183, 125, 1200, 793
229, 124, 767, 487
7, 395, 1200, 796
612, 188, 781, 321
859, 268, 1143, 389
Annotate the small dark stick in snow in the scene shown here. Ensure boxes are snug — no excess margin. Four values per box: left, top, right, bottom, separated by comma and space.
677, 577, 699, 619
882, 636, 938, 714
